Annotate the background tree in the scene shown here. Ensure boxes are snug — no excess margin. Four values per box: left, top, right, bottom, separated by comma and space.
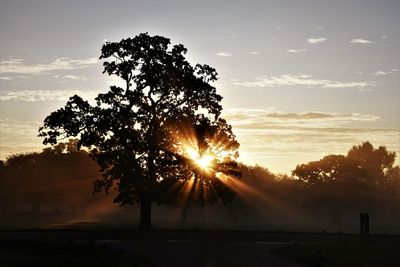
292, 142, 400, 224
293, 141, 398, 189
347, 141, 396, 188
292, 154, 365, 185
39, 33, 240, 229
0, 160, 9, 213
0, 140, 101, 218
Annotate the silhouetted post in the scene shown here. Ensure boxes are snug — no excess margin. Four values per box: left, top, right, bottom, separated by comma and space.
360, 212, 365, 237
360, 212, 370, 245
365, 213, 370, 243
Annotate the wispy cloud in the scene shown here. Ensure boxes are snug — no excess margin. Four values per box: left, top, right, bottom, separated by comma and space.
249, 51, 260, 55
222, 108, 399, 173
224, 108, 379, 128
231, 74, 374, 90
63, 75, 88, 81
307, 37, 327, 44
372, 69, 398, 76
349, 39, 373, 44
0, 118, 47, 160
1, 110, 398, 174
0, 76, 12, 80
0, 57, 99, 74
373, 71, 388, 76
0, 89, 99, 102
286, 49, 307, 53
216, 52, 232, 57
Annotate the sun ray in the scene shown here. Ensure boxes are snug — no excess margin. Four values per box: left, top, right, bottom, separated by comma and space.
216, 173, 301, 217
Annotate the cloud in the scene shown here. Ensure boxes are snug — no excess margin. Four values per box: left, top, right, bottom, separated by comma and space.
286, 49, 307, 53
231, 74, 374, 90
221, 108, 399, 173
373, 69, 398, 76
0, 118, 42, 137
381, 35, 388, 39
223, 108, 379, 129
307, 37, 327, 44
0, 89, 99, 102
216, 52, 232, 57
249, 51, 260, 55
373, 71, 388, 76
1, 109, 398, 175
0, 118, 48, 160
0, 76, 12, 80
349, 39, 373, 44
0, 57, 99, 74
63, 75, 88, 81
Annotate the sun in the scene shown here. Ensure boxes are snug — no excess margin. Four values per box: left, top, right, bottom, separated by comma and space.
184, 146, 215, 171
196, 154, 214, 170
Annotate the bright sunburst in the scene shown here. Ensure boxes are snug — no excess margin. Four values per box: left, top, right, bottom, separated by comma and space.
196, 154, 214, 170
184, 146, 215, 171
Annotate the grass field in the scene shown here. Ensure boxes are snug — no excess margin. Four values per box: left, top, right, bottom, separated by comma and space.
1, 230, 399, 266
274, 238, 400, 267
0, 240, 154, 267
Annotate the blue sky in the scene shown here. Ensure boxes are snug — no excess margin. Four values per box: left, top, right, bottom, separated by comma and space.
0, 0, 399, 173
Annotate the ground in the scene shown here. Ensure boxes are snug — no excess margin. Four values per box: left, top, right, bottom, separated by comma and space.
0, 230, 399, 266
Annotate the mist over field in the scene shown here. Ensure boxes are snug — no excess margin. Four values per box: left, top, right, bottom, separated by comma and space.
1, 141, 399, 234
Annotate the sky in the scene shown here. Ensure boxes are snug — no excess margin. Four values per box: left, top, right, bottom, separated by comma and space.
0, 0, 399, 174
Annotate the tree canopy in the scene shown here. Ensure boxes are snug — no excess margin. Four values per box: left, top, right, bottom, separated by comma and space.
39, 33, 240, 228
292, 142, 398, 189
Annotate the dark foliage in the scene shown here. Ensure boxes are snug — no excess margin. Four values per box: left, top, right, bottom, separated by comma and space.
0, 140, 101, 215
38, 33, 240, 228
0, 141, 399, 230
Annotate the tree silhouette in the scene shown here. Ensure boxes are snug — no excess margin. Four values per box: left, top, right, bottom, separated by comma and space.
1, 140, 101, 217
292, 142, 397, 188
347, 141, 396, 188
39, 33, 240, 229
292, 154, 365, 185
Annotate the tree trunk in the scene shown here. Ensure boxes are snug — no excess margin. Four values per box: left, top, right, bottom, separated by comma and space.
181, 203, 189, 227
32, 203, 40, 220
0, 203, 6, 214
140, 198, 152, 229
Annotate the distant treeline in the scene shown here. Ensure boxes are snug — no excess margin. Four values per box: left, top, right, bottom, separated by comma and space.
0, 140, 399, 228
0, 140, 103, 216
235, 142, 400, 227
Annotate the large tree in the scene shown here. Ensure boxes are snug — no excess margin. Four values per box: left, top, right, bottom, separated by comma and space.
39, 33, 240, 229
